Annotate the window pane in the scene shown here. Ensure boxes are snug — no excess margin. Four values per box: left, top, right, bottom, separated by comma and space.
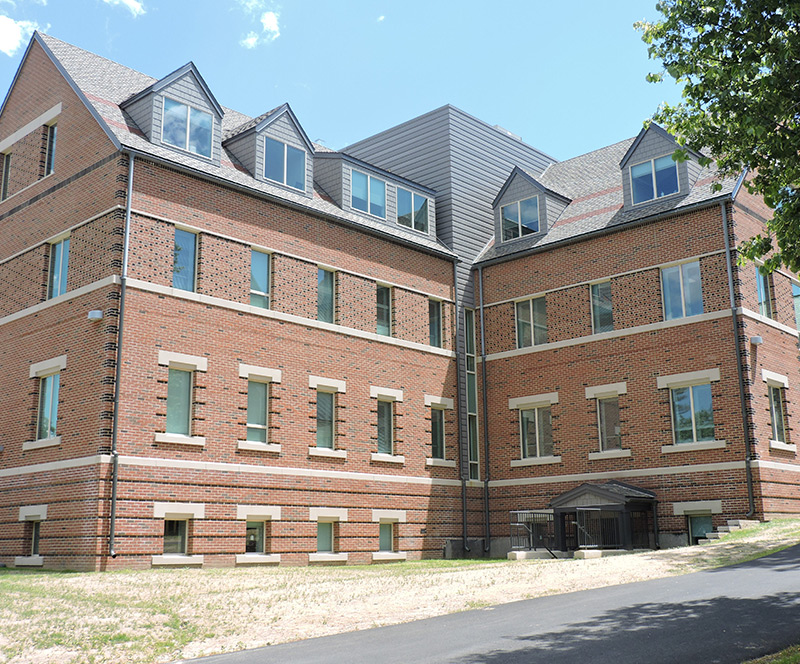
45, 124, 57, 175
316, 391, 334, 448
379, 522, 393, 552
464, 309, 475, 356
413, 194, 428, 233
792, 284, 800, 329
631, 161, 654, 204
351, 170, 368, 212
532, 297, 547, 345
31, 521, 40, 556
49, 238, 69, 299
537, 407, 553, 457
286, 145, 305, 191
397, 188, 412, 227
520, 408, 536, 457
598, 397, 621, 450
467, 415, 479, 480
770, 386, 786, 442
173, 229, 196, 292
516, 300, 532, 348
591, 281, 613, 333
163, 99, 188, 149
692, 384, 714, 441
163, 520, 187, 554
377, 285, 391, 336
318, 269, 334, 323
661, 265, 683, 320
188, 108, 213, 157
250, 250, 270, 296
377, 400, 393, 454
431, 408, 444, 459
246, 521, 264, 553
265, 137, 285, 184
501, 203, 520, 241
166, 369, 192, 436
38, 374, 57, 440
246, 381, 267, 442
369, 177, 386, 218
671, 387, 694, 444
520, 197, 539, 235
682, 261, 703, 317
466, 372, 477, 414
654, 155, 679, 197
429, 300, 442, 347
317, 522, 333, 552
756, 267, 772, 318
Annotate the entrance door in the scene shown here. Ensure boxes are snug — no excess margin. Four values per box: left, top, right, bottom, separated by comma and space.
688, 514, 713, 545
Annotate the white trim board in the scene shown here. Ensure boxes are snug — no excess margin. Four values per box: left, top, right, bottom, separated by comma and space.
0, 104, 61, 153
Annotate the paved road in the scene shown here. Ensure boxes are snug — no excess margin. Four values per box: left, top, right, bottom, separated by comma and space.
180, 544, 800, 664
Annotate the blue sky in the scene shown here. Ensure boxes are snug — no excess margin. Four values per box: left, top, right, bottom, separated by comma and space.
0, 0, 682, 160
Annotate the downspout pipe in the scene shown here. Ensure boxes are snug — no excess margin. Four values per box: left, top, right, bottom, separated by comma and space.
720, 201, 756, 518
108, 152, 134, 558
453, 260, 469, 553
478, 266, 491, 553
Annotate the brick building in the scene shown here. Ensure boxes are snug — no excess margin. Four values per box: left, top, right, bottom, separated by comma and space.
1, 33, 798, 570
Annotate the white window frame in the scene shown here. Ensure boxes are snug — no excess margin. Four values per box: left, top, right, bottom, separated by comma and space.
501, 195, 540, 241
629, 155, 680, 205
756, 266, 774, 319
425, 395, 455, 467
585, 383, 630, 459
350, 169, 387, 219
515, 296, 547, 348
590, 280, 613, 334
396, 186, 429, 233
25, 355, 67, 451
15, 505, 47, 567
48, 234, 70, 299
155, 351, 207, 446
236, 505, 281, 564
762, 369, 795, 452
44, 123, 57, 176
377, 283, 392, 336
1, 151, 10, 201
264, 136, 306, 191
309, 507, 348, 563
308, 376, 346, 458
509, 393, 561, 466
370, 386, 404, 463
317, 267, 336, 324
152, 502, 205, 566
428, 299, 443, 348
657, 369, 724, 452
660, 259, 703, 321
161, 97, 213, 159
238, 364, 282, 452
249, 249, 271, 309
172, 227, 198, 293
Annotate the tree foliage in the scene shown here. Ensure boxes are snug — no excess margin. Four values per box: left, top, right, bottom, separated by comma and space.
637, 1, 800, 273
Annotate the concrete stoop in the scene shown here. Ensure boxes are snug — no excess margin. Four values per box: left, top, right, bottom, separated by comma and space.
697, 519, 760, 545
507, 550, 572, 560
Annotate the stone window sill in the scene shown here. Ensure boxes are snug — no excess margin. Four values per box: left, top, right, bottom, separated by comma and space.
588, 448, 632, 460
371, 453, 405, 464
154, 433, 206, 446
661, 440, 726, 454
426, 458, 457, 468
235, 553, 281, 565
308, 447, 347, 459
14, 555, 43, 567
151, 554, 204, 566
237, 441, 281, 453
22, 436, 61, 451
511, 455, 562, 467
309, 552, 348, 563
770, 440, 797, 453
372, 551, 407, 562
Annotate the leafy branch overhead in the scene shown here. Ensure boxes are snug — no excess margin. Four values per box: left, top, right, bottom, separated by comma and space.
637, 1, 800, 273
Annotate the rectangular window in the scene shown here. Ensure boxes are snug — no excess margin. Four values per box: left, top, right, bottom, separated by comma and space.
162, 97, 212, 158
597, 397, 621, 451
661, 261, 703, 320
397, 187, 429, 233
379, 522, 394, 552
591, 281, 613, 333
756, 267, 774, 319
48, 237, 70, 299
465, 308, 479, 480
431, 408, 445, 459
245, 521, 265, 553
516, 297, 547, 348
318, 268, 335, 323
631, 155, 679, 204
377, 400, 393, 454
246, 380, 269, 443
769, 385, 787, 443
44, 124, 57, 176
37, 373, 60, 440
264, 137, 306, 191
1, 153, 10, 200
173, 228, 197, 292
670, 383, 714, 444
793, 283, 800, 330
520, 406, 553, 458
250, 250, 270, 308
163, 520, 187, 554
166, 368, 193, 436
377, 285, 392, 336
316, 391, 334, 448
351, 169, 386, 218
317, 521, 333, 553
30, 520, 40, 556
429, 300, 442, 347
501, 196, 540, 241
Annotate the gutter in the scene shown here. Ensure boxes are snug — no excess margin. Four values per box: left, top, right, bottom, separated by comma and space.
720, 200, 756, 518
108, 152, 135, 559
478, 266, 491, 552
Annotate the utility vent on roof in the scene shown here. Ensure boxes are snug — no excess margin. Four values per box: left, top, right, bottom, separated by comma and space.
494, 125, 521, 141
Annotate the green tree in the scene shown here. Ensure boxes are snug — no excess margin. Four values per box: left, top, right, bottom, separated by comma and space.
637, 1, 800, 273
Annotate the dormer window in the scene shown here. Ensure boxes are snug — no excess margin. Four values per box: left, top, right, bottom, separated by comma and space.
631, 155, 678, 205
265, 137, 305, 191
351, 170, 386, 219
397, 188, 428, 233
162, 98, 213, 158
501, 196, 539, 241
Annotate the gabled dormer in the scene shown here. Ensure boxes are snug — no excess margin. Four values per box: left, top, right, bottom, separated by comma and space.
222, 103, 314, 198
493, 167, 571, 243
619, 123, 704, 210
121, 62, 224, 165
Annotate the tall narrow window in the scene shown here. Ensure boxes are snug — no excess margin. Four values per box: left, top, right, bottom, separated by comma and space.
377, 400, 393, 454
264, 137, 305, 191
516, 297, 547, 348
397, 187, 429, 233
756, 267, 774, 319
166, 368, 193, 436
162, 98, 212, 158
317, 521, 333, 553
670, 383, 714, 444
163, 520, 187, 554
661, 261, 703, 320
769, 385, 787, 444
793, 283, 800, 330
501, 197, 539, 241
379, 522, 394, 552
30, 521, 41, 556
44, 124, 57, 176
37, 373, 60, 441
246, 380, 269, 443
250, 250, 270, 308
377, 285, 392, 336
48, 237, 70, 299
316, 391, 334, 448
597, 397, 621, 451
318, 268, 335, 323
465, 308, 479, 480
431, 408, 445, 459
591, 281, 613, 333
520, 406, 553, 458
351, 170, 386, 218
173, 229, 197, 292
429, 300, 442, 347
1, 153, 10, 200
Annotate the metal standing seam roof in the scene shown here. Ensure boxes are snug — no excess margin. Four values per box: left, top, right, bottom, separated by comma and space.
34, 33, 455, 259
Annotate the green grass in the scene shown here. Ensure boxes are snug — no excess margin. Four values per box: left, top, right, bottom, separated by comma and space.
745, 644, 800, 663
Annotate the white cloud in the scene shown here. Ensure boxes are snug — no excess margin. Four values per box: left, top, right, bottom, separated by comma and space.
0, 15, 38, 57
240, 30, 259, 49
377, 15, 385, 22
237, 0, 265, 14
260, 10, 279, 41
101, 0, 145, 17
